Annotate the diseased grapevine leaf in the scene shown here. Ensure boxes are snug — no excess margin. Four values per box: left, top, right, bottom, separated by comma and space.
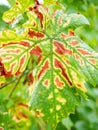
28, 7, 98, 128
0, 2, 98, 129
29, 30, 98, 128
0, 41, 31, 76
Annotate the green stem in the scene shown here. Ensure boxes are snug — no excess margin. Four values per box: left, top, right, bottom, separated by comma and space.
0, 78, 16, 90
6, 73, 24, 100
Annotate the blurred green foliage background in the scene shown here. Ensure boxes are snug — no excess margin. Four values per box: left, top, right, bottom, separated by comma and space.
0, 0, 98, 130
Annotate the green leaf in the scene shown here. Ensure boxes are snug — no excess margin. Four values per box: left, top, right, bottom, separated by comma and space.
44, 0, 56, 5
0, 76, 6, 86
0, 5, 9, 30
62, 117, 73, 130
2, 5, 21, 23
2, 0, 34, 23
66, 13, 89, 29
0, 30, 25, 47
8, 0, 15, 7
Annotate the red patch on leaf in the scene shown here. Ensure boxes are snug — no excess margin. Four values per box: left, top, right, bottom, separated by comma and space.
55, 77, 64, 88
17, 102, 28, 108
28, 72, 34, 85
71, 41, 78, 46
16, 55, 26, 75
88, 58, 96, 65
18, 111, 28, 119
19, 41, 30, 47
61, 33, 67, 39
0, 127, 4, 130
34, 4, 44, 28
6, 49, 21, 54
30, 46, 42, 56
54, 58, 72, 86
61, 31, 75, 39
38, 55, 42, 64
0, 62, 5, 76
54, 41, 72, 55
28, 29, 44, 39
75, 54, 84, 65
38, 60, 49, 80
68, 30, 75, 36
10, 62, 16, 72
77, 48, 91, 55
43, 79, 49, 86
2, 41, 30, 48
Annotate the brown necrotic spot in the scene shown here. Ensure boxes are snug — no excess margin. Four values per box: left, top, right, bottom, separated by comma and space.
38, 60, 50, 80
54, 58, 72, 86
28, 72, 34, 85
35, 109, 44, 117
17, 102, 28, 108
76, 83, 87, 92
54, 76, 64, 88
0, 62, 5, 76
28, 29, 45, 39
16, 1, 19, 5
54, 41, 72, 55
33, 4, 44, 28
29, 7, 33, 11
30, 46, 42, 56
19, 41, 30, 47
77, 48, 91, 56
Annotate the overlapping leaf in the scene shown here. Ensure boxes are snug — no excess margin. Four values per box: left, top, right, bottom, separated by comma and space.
2, 0, 34, 23
0, 30, 24, 47
0, 2, 98, 129
0, 41, 30, 76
